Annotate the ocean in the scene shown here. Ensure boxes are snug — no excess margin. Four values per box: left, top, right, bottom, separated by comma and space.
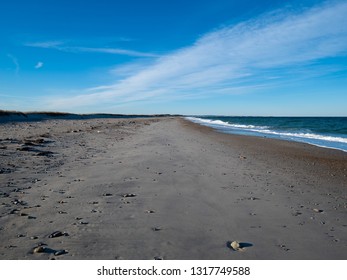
186, 116, 347, 153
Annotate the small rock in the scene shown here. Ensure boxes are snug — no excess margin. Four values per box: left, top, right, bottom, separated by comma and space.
33, 246, 45, 253
292, 211, 302, 216
48, 231, 67, 238
229, 241, 241, 251
145, 210, 155, 214
313, 208, 324, 213
37, 151, 54, 157
54, 249, 67, 256
122, 193, 136, 198
152, 227, 162, 231
103, 193, 113, 197
227, 241, 253, 251
9, 209, 19, 214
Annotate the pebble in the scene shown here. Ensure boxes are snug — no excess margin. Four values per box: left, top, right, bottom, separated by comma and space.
229, 241, 241, 251
33, 246, 45, 253
54, 249, 67, 256
313, 208, 324, 213
122, 193, 136, 198
48, 231, 68, 238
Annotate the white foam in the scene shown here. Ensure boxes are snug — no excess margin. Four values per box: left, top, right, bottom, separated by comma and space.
185, 117, 347, 144
242, 128, 347, 144
185, 117, 268, 129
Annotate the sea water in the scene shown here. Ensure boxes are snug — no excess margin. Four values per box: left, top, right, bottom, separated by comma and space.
186, 116, 347, 152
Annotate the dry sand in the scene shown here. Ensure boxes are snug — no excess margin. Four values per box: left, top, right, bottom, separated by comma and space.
0, 117, 346, 259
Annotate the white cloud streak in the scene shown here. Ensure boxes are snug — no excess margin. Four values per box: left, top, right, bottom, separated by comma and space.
26, 41, 63, 48
25, 41, 157, 58
67, 46, 158, 57
35, 61, 44, 69
44, 1, 347, 110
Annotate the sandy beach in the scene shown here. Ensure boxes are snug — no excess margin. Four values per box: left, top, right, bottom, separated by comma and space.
0, 117, 346, 260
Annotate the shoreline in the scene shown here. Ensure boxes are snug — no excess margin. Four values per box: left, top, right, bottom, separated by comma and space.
185, 116, 347, 154
0, 117, 346, 259
181, 118, 347, 184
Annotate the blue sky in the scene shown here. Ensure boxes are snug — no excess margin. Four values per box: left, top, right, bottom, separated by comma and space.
1, 0, 347, 116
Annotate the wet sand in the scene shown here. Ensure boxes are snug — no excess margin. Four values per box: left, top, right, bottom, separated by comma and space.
0, 117, 346, 259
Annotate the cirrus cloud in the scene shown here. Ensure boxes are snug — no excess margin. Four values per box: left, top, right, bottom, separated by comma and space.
44, 1, 347, 111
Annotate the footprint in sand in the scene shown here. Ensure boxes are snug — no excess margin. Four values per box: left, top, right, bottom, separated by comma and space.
123, 177, 138, 182
278, 244, 290, 251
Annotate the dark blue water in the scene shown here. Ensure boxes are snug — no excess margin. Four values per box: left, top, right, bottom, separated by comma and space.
186, 116, 347, 152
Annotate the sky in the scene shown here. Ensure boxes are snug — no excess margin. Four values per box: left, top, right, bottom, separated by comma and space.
1, 0, 347, 116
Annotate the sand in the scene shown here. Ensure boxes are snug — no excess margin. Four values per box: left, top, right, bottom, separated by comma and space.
0, 117, 346, 260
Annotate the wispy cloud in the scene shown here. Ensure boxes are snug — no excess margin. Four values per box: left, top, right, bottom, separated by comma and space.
34, 61, 44, 69
25, 41, 157, 58
7, 54, 20, 75
25, 41, 63, 48
44, 1, 347, 110
68, 46, 157, 57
